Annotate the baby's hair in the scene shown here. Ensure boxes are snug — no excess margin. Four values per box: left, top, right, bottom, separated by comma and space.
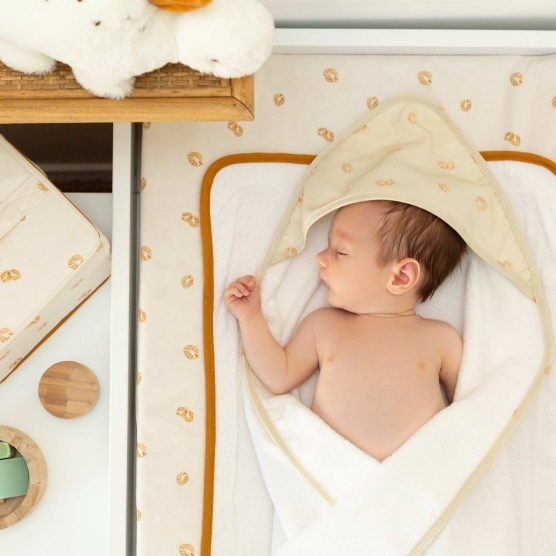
372, 200, 467, 303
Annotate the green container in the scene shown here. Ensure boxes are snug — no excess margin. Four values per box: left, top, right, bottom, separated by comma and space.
0, 457, 29, 499
0, 441, 16, 460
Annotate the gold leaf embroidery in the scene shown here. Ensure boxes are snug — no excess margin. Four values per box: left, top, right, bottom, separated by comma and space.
95, 242, 104, 253
141, 178, 147, 191
38, 322, 47, 331
438, 183, 449, 193
297, 193, 304, 203
1, 269, 21, 282
182, 212, 199, 227
552, 96, 556, 109
68, 255, 84, 270
544, 366, 551, 375
140, 246, 152, 261
0, 350, 10, 360
341, 164, 353, 173
437, 104, 445, 111
504, 132, 521, 147
497, 260, 513, 269
137, 508, 142, 521
0, 328, 14, 343
407, 112, 417, 123
177, 407, 194, 422
183, 345, 199, 359
510, 72, 523, 86
366, 96, 378, 110
187, 152, 203, 166
137, 372, 142, 385
274, 93, 285, 106
8, 357, 23, 371
20, 216, 26, 222
71, 278, 84, 290
138, 309, 146, 323
387, 147, 402, 155
438, 161, 455, 170
38, 182, 48, 192
317, 128, 334, 142
143, 122, 151, 129
25, 316, 39, 329
417, 71, 432, 85
285, 247, 297, 258
137, 443, 147, 458
460, 99, 472, 112
78, 289, 92, 302
475, 197, 488, 211
375, 180, 395, 186
182, 275, 194, 288
179, 544, 195, 556
227, 121, 243, 137
323, 68, 338, 82
176, 471, 189, 485
356, 124, 367, 133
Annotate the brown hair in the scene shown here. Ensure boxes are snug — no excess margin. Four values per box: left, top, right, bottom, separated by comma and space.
373, 200, 467, 303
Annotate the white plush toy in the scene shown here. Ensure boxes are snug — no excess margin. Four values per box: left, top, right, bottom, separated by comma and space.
0, 0, 274, 99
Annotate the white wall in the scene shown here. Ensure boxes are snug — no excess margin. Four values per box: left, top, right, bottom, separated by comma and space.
260, 0, 556, 30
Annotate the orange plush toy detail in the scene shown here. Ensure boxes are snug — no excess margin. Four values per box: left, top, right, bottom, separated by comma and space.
148, 0, 213, 12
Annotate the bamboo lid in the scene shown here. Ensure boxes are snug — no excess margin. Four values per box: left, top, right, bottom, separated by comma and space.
38, 361, 99, 419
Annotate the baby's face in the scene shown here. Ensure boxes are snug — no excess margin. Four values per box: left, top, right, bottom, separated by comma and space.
315, 202, 392, 313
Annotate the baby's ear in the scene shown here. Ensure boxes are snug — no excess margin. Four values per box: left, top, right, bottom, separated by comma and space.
387, 258, 421, 295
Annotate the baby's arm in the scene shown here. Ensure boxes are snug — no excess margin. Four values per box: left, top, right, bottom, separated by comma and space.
438, 323, 464, 405
239, 310, 320, 395
224, 274, 320, 394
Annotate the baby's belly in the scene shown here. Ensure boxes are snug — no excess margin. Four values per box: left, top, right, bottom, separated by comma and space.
310, 371, 447, 463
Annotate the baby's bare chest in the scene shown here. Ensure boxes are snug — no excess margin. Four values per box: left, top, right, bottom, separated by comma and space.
310, 318, 447, 460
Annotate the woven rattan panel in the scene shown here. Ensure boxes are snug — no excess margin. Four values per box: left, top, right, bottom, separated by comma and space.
0, 62, 232, 99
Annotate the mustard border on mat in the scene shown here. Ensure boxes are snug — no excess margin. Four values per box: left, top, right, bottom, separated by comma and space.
200, 151, 555, 556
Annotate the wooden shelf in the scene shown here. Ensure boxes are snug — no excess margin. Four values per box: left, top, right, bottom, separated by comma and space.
0, 62, 254, 123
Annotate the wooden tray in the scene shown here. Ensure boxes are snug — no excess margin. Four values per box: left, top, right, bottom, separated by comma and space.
0, 62, 254, 123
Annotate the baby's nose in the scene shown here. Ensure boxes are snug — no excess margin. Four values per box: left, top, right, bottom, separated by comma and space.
315, 250, 326, 266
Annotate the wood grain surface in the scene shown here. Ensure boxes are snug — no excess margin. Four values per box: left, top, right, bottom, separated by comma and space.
0, 426, 47, 529
38, 361, 99, 419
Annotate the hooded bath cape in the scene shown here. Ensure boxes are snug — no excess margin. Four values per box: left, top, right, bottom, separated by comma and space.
240, 93, 553, 555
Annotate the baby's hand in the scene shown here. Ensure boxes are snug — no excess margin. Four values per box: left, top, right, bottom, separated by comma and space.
224, 275, 261, 322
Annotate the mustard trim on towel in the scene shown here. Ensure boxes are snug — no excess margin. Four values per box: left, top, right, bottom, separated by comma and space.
200, 151, 555, 556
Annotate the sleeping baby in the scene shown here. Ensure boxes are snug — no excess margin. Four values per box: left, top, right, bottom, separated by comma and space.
224, 200, 466, 463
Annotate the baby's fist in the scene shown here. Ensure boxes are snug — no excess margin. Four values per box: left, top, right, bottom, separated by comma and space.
223, 275, 261, 322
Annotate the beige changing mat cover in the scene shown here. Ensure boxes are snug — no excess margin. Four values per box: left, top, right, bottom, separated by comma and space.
137, 54, 556, 556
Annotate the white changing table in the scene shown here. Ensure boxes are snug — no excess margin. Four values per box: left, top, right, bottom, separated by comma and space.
0, 28, 555, 556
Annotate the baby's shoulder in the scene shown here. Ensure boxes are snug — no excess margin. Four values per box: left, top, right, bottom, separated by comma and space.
306, 306, 345, 331
420, 318, 463, 353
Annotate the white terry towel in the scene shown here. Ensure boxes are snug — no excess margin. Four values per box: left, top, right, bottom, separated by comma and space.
211, 94, 554, 555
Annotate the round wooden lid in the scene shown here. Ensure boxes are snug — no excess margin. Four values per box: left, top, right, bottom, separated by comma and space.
38, 361, 99, 419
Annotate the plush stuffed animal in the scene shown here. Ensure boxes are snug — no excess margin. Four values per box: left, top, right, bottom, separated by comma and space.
0, 0, 274, 99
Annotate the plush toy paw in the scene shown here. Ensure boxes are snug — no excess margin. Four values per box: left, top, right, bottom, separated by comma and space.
71, 68, 137, 100
0, 38, 56, 75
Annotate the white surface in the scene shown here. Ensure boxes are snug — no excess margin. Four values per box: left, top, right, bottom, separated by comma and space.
261, 0, 556, 29
108, 122, 135, 556
273, 28, 556, 54
0, 192, 112, 555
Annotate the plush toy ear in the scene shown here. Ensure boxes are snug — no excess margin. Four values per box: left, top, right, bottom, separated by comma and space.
148, 0, 213, 12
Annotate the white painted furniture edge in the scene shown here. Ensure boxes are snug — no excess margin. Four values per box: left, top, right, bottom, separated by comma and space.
110, 29, 556, 556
